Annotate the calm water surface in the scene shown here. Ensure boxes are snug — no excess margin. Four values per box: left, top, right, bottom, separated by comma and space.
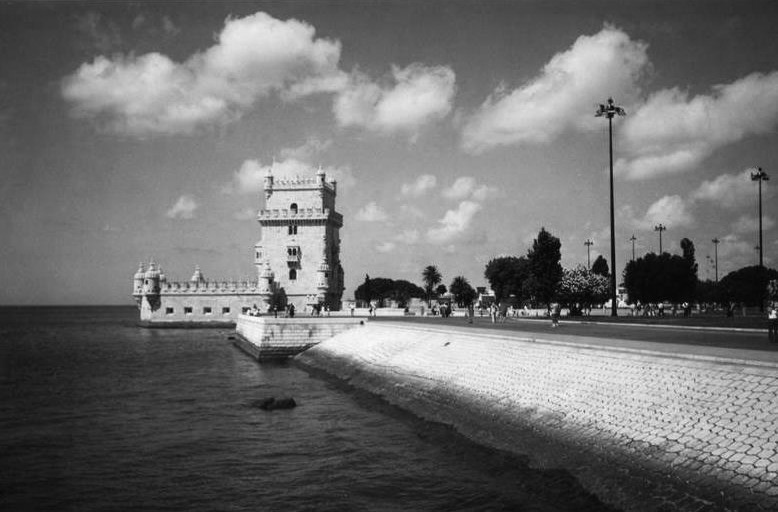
0, 307, 611, 511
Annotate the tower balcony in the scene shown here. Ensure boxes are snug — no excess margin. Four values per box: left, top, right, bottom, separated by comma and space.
257, 207, 343, 227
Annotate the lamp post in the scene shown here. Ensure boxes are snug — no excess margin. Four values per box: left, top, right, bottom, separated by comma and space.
584, 239, 594, 269
750, 167, 769, 269
629, 235, 637, 262
654, 224, 666, 254
711, 237, 720, 283
596, 98, 626, 317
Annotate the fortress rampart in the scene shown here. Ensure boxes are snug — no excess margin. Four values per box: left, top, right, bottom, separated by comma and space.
296, 323, 778, 511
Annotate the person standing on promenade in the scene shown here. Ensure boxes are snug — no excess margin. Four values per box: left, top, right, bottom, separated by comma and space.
551, 303, 561, 328
769, 303, 778, 343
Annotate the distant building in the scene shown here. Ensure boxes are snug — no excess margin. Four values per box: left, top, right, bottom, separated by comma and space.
133, 167, 344, 324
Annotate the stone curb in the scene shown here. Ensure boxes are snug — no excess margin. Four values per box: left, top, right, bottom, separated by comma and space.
507, 316, 765, 333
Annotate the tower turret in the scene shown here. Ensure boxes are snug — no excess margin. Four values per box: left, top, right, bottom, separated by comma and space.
141, 259, 161, 313
316, 235, 330, 303
190, 265, 205, 284
133, 262, 145, 294
264, 164, 274, 200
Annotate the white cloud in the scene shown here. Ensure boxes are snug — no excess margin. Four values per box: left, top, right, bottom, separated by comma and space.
355, 201, 388, 222
166, 194, 198, 219
62, 12, 343, 136
643, 195, 694, 228
226, 157, 354, 195
617, 71, 778, 180
461, 26, 648, 153
442, 176, 499, 201
732, 214, 775, 234
442, 177, 476, 200
621, 195, 694, 231
334, 63, 456, 135
401, 174, 437, 197
689, 169, 761, 209
427, 200, 482, 244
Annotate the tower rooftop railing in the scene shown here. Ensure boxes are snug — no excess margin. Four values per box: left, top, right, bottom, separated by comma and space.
271, 178, 336, 192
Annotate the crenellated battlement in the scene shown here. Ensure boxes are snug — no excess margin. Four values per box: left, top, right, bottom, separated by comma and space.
160, 279, 262, 295
271, 177, 336, 193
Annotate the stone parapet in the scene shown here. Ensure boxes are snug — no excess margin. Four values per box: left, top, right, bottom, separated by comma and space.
235, 315, 365, 361
297, 323, 778, 511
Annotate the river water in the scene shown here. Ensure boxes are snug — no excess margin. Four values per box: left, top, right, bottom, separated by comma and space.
0, 307, 613, 511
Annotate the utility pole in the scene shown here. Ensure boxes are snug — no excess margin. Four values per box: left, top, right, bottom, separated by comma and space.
596, 98, 626, 317
711, 237, 720, 283
629, 235, 637, 262
584, 239, 594, 269
654, 224, 666, 254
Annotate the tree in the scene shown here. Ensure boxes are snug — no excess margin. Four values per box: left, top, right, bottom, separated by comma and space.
623, 246, 699, 305
556, 266, 610, 315
719, 266, 778, 307
422, 265, 443, 306
449, 276, 477, 307
435, 284, 448, 296
354, 276, 425, 307
484, 256, 531, 302
525, 227, 563, 308
591, 255, 609, 277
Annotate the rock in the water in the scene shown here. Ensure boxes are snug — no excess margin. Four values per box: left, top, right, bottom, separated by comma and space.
253, 397, 297, 410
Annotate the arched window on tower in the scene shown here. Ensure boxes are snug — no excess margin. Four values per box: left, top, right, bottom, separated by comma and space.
288, 225, 297, 235
289, 268, 297, 280
290, 203, 298, 214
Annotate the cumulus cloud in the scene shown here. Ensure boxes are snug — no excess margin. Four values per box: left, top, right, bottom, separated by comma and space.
334, 63, 456, 135
617, 71, 778, 180
225, 157, 354, 195
62, 12, 343, 136
401, 174, 437, 197
461, 26, 648, 153
442, 176, 499, 201
427, 200, 482, 244
233, 207, 257, 221
355, 201, 388, 222
166, 194, 198, 219
621, 195, 694, 231
689, 169, 760, 209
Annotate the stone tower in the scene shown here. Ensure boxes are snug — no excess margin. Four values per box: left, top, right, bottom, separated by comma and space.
255, 166, 344, 312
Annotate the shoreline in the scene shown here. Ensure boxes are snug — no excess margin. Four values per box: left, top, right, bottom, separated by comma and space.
295, 322, 778, 511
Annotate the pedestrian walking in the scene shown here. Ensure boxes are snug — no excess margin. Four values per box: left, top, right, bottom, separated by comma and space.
769, 303, 778, 343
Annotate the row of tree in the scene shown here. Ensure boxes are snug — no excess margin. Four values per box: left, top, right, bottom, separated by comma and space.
355, 227, 776, 312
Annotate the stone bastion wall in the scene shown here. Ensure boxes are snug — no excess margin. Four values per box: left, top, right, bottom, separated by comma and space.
295, 322, 778, 511
235, 315, 364, 360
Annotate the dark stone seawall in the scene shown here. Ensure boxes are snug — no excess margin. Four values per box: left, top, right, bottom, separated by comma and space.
295, 323, 778, 512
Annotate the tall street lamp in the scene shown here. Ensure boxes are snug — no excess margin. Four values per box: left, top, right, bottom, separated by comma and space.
711, 237, 720, 283
629, 235, 637, 262
596, 98, 626, 317
750, 167, 769, 269
654, 224, 666, 254
584, 239, 594, 269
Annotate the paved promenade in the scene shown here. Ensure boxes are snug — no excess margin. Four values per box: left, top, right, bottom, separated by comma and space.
374, 315, 778, 363
300, 319, 778, 511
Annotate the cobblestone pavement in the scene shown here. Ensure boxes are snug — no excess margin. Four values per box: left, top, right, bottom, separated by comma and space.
299, 322, 778, 511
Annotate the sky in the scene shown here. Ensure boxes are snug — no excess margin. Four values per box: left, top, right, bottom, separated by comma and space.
1, 0, 777, 305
